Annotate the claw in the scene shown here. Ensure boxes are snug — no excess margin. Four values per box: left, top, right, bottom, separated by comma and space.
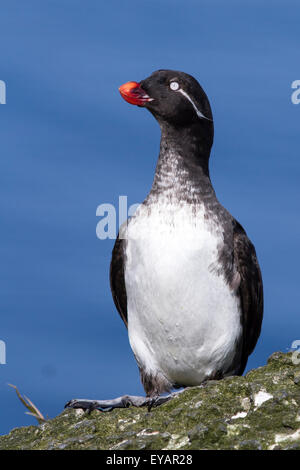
146, 394, 172, 412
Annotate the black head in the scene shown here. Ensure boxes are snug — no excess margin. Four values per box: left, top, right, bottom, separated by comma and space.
119, 69, 213, 129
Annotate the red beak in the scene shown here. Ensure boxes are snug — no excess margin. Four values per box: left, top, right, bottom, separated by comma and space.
119, 81, 153, 106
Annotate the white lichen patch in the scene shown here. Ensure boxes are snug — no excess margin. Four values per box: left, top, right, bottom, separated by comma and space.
39, 423, 49, 431
136, 429, 159, 437
275, 428, 300, 444
118, 419, 137, 424
71, 419, 85, 428
163, 435, 189, 450
241, 397, 251, 412
272, 374, 282, 384
193, 401, 203, 409
253, 390, 273, 410
231, 411, 248, 420
117, 418, 137, 431
110, 439, 130, 450
269, 428, 300, 449
227, 423, 250, 437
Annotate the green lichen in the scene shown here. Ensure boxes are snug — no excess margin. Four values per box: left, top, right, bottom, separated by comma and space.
1, 352, 300, 450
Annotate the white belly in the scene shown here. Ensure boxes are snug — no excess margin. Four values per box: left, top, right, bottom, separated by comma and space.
124, 202, 242, 386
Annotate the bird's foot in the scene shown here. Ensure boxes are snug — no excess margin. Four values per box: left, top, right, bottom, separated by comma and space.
146, 394, 172, 412
65, 393, 173, 413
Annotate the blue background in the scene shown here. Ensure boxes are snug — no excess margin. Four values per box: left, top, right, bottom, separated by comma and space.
0, 0, 299, 435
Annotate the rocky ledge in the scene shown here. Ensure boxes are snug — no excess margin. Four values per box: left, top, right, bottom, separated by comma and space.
1, 352, 300, 450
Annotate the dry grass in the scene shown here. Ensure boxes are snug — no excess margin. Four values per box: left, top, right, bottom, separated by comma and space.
8, 384, 47, 424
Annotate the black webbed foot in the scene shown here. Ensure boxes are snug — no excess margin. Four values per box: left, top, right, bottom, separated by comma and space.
65, 393, 173, 413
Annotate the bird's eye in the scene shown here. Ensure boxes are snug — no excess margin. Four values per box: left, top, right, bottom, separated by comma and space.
170, 81, 180, 91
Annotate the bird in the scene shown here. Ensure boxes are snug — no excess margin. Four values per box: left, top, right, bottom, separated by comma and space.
66, 69, 263, 413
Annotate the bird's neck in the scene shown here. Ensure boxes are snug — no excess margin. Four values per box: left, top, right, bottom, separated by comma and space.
150, 121, 215, 203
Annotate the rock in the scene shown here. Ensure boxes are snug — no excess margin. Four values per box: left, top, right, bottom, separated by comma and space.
0, 352, 300, 450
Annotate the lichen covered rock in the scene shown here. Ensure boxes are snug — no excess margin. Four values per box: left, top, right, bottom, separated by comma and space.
1, 352, 300, 450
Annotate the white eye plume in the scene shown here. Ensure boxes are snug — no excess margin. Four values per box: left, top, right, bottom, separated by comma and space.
169, 79, 212, 121
178, 89, 212, 121
170, 81, 180, 91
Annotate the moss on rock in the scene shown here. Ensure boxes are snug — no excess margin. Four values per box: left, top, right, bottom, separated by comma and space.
1, 352, 300, 450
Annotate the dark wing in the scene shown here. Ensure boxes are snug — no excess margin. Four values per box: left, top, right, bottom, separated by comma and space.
233, 220, 264, 374
110, 234, 128, 328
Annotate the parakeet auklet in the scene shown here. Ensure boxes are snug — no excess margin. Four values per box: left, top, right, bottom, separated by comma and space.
66, 70, 263, 412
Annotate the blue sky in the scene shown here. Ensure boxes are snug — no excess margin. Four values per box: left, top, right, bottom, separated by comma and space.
0, 0, 299, 435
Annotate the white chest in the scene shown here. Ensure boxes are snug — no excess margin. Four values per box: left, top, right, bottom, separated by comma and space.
124, 201, 241, 386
